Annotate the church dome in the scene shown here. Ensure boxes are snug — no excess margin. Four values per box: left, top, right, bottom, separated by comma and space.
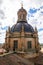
11, 21, 34, 33
11, 4, 34, 33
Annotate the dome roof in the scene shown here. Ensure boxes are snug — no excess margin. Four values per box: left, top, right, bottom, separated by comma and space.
10, 5, 34, 33
11, 21, 34, 33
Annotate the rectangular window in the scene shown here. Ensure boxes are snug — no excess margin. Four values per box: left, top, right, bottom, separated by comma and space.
27, 41, 31, 49
13, 40, 18, 51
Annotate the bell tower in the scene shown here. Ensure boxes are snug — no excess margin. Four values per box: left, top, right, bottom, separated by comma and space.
17, 3, 27, 22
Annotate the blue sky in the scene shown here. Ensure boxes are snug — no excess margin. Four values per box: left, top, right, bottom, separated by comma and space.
0, 0, 43, 44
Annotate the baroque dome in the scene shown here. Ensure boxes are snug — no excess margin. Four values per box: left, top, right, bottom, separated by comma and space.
11, 21, 34, 33
10, 5, 34, 33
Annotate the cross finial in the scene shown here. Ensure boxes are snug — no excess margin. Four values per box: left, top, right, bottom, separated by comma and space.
21, 1, 23, 8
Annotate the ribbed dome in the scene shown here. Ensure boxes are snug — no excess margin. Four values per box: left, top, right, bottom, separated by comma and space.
11, 21, 34, 33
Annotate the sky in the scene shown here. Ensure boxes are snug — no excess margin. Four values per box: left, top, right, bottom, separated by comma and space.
0, 0, 43, 44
